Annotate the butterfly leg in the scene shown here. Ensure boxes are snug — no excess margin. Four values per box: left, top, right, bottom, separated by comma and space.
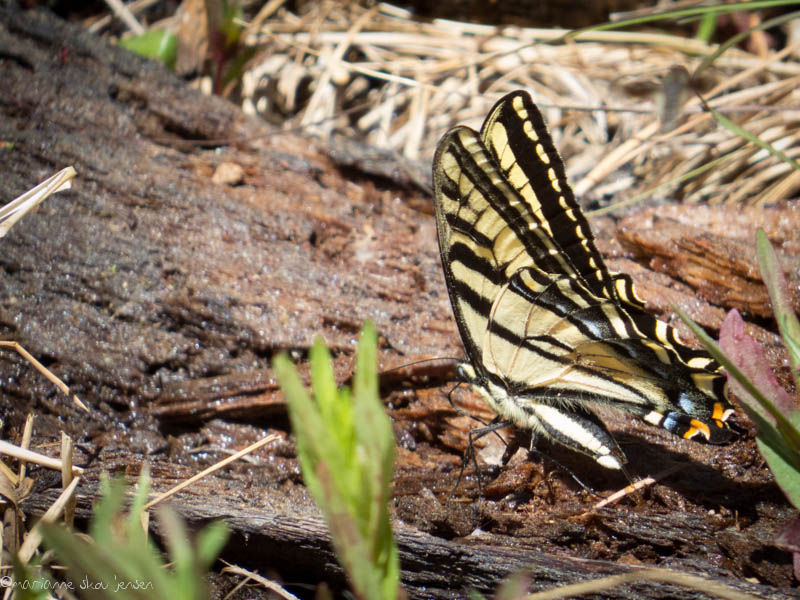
510, 428, 603, 498
451, 416, 512, 500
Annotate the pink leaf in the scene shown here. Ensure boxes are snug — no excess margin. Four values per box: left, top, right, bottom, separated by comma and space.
775, 517, 800, 581
718, 309, 795, 424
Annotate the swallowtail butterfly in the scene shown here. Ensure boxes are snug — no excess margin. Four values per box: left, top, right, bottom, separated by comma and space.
432, 90, 735, 470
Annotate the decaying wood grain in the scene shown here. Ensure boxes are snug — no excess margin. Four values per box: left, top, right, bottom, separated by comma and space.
616, 204, 800, 319
1, 6, 798, 599
23, 478, 794, 600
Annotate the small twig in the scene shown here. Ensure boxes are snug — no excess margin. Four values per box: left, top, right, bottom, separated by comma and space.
524, 567, 762, 600
591, 463, 684, 510
221, 562, 302, 600
101, 0, 145, 34
0, 167, 76, 238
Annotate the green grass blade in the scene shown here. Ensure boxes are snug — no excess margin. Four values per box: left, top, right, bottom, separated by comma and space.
565, 1, 800, 39
707, 106, 800, 173
695, 10, 800, 76
589, 153, 730, 216
273, 352, 325, 502
757, 229, 800, 387
695, 12, 716, 43
758, 436, 800, 509
195, 520, 230, 569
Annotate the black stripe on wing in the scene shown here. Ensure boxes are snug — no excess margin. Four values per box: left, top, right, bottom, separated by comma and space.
433, 125, 575, 366
438, 127, 579, 275
480, 91, 646, 311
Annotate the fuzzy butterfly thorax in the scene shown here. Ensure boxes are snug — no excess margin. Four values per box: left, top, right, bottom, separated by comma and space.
432, 90, 736, 471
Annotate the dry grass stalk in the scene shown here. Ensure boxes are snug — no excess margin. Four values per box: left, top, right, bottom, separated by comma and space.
0, 342, 86, 411
16, 477, 81, 563
143, 433, 280, 510
236, 1, 799, 208
0, 439, 84, 477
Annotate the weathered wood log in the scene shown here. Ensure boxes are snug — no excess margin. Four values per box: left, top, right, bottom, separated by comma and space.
616, 204, 800, 319
23, 481, 797, 600
1, 5, 797, 599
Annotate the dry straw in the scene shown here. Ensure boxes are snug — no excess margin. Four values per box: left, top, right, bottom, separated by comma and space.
239, 1, 800, 208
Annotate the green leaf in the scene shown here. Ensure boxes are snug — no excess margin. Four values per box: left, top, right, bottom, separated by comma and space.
759, 437, 800, 510
35, 472, 228, 600
119, 30, 178, 71
707, 106, 800, 173
195, 520, 231, 570
757, 229, 800, 389
718, 310, 799, 436
274, 352, 324, 500
220, 1, 243, 49
88, 475, 125, 545
311, 337, 353, 456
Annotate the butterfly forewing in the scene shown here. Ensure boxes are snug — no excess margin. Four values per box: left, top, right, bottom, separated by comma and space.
432, 90, 737, 470
434, 126, 546, 366
480, 91, 633, 304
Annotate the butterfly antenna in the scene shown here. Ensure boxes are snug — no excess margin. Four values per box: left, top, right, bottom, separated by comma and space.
371, 357, 459, 394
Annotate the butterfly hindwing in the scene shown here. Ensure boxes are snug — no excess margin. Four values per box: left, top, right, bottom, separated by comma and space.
432, 90, 736, 470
